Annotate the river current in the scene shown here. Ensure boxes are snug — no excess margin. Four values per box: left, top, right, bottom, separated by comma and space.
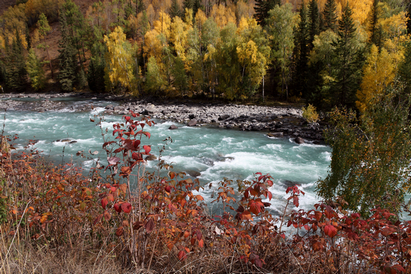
1, 97, 331, 215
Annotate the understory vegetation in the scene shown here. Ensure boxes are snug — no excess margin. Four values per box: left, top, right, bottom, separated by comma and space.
0, 113, 410, 273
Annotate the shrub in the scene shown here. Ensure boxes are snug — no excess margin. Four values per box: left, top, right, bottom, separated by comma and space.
302, 103, 319, 123
1, 111, 410, 273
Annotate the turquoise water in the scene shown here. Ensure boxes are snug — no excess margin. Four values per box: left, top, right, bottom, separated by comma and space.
0, 99, 331, 215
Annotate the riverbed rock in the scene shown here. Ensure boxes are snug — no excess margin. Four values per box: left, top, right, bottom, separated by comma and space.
169, 125, 178, 130
186, 170, 201, 177
145, 155, 157, 161
295, 137, 305, 144
187, 119, 197, 127
267, 132, 283, 138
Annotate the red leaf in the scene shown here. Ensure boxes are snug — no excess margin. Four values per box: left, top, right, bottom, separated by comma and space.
101, 197, 108, 209
93, 214, 103, 225
114, 203, 122, 213
116, 226, 124, 236
107, 194, 114, 202
254, 258, 263, 268
121, 202, 132, 213
143, 145, 151, 155
324, 224, 337, 238
391, 264, 406, 272
198, 239, 204, 248
133, 140, 140, 148
145, 218, 155, 233
293, 196, 299, 207
314, 211, 322, 221
249, 200, 264, 215
195, 195, 204, 201
178, 250, 186, 261
143, 132, 151, 138
132, 152, 143, 161
103, 210, 111, 221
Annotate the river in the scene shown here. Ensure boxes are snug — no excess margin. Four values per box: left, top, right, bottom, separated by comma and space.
1, 96, 331, 215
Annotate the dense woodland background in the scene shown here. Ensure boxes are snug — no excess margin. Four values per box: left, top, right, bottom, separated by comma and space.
0, 0, 410, 110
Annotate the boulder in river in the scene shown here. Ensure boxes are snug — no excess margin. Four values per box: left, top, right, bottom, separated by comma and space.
169, 125, 178, 130
187, 119, 197, 127
186, 170, 201, 177
295, 137, 304, 144
145, 155, 157, 161
267, 132, 283, 138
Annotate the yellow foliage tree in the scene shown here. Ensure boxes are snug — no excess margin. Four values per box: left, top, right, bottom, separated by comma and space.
210, 4, 236, 28
356, 44, 402, 113
153, 11, 172, 41
104, 26, 135, 93
171, 16, 190, 61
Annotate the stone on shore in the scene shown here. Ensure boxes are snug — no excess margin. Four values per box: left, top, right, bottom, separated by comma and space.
187, 119, 197, 127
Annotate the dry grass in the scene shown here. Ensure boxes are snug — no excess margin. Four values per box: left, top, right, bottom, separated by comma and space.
0, 232, 132, 274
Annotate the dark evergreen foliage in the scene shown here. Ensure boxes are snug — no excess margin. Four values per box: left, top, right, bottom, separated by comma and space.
308, 0, 320, 49
254, 0, 280, 27
330, 4, 364, 108
368, 0, 383, 49
322, 0, 337, 32
87, 43, 106, 93
58, 12, 76, 92
170, 0, 183, 18
398, 41, 411, 94
293, 3, 310, 99
183, 0, 203, 16
5, 30, 27, 91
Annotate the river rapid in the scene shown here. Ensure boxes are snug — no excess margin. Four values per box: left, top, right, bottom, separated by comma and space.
1, 96, 331, 216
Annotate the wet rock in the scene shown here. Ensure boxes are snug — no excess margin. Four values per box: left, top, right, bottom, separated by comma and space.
218, 114, 230, 121
282, 180, 300, 188
267, 132, 283, 138
186, 170, 201, 177
201, 157, 214, 166
56, 139, 73, 143
187, 119, 197, 127
68, 141, 77, 144
169, 124, 178, 130
295, 137, 305, 144
145, 155, 157, 161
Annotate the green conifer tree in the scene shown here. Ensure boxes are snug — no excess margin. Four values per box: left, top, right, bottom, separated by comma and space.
5, 30, 27, 91
398, 40, 411, 94
58, 12, 76, 92
293, 3, 310, 99
26, 48, 46, 90
330, 3, 364, 108
254, 0, 280, 27
368, 0, 383, 49
322, 0, 337, 32
308, 0, 320, 49
170, 0, 183, 18
87, 42, 106, 93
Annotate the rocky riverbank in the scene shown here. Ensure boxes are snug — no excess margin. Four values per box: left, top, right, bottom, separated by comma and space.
0, 92, 325, 143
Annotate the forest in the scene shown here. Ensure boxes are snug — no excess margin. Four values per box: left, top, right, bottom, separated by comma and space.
1, 0, 411, 273
0, 0, 408, 108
